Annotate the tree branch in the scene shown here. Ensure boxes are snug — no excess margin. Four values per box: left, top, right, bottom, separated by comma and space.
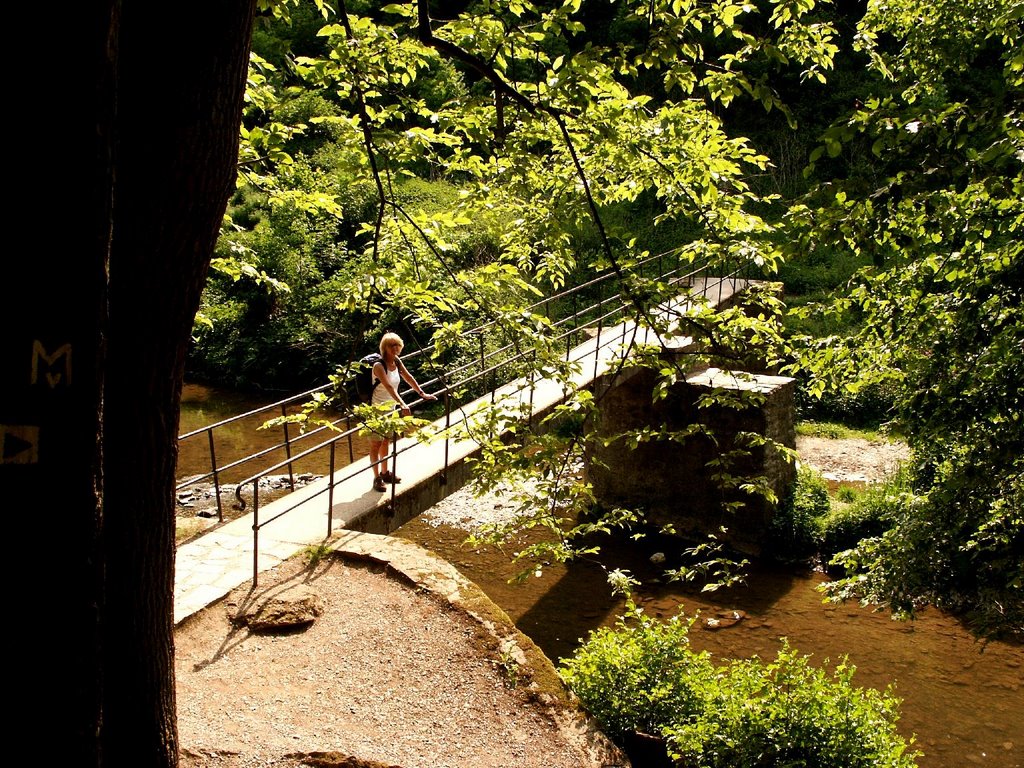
415, 0, 538, 116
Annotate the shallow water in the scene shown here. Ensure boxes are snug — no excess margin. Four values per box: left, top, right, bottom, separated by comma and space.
396, 516, 1024, 768
178, 382, 368, 485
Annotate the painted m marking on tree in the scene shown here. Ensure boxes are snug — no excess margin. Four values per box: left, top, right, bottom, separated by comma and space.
31, 340, 72, 388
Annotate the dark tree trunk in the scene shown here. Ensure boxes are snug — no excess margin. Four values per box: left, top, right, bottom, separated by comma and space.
102, 3, 255, 763
3, 3, 117, 763
3, 2, 255, 765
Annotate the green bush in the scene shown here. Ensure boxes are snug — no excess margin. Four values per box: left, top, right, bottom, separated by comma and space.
836, 486, 860, 503
558, 608, 715, 740
665, 641, 920, 768
795, 377, 900, 430
825, 460, 1023, 637
819, 471, 910, 560
767, 466, 829, 561
778, 248, 870, 298
561, 608, 919, 768
394, 178, 504, 268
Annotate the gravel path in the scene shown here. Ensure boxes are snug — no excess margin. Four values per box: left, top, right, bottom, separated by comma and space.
176, 545, 623, 768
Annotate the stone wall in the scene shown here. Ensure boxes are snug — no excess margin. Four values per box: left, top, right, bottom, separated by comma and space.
585, 366, 796, 555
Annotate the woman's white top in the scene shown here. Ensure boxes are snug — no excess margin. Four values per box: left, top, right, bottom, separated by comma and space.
371, 363, 402, 407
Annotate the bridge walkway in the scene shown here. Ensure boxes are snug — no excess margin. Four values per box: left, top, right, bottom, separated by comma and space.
173, 277, 749, 624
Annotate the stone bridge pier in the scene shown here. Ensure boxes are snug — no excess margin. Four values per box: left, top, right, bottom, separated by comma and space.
584, 365, 797, 555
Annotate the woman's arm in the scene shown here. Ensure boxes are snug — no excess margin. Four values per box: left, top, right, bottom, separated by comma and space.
398, 359, 436, 400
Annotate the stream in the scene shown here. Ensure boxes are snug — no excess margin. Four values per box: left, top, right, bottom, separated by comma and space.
179, 382, 1023, 768
396, 509, 1022, 768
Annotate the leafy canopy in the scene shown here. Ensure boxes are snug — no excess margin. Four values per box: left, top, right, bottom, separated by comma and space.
212, 0, 838, 583
783, 0, 1023, 635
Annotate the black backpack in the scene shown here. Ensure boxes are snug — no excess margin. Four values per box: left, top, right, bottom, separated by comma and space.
352, 352, 383, 403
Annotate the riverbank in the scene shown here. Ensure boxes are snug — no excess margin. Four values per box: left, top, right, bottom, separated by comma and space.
176, 532, 625, 768
397, 436, 1023, 768
174, 435, 1023, 768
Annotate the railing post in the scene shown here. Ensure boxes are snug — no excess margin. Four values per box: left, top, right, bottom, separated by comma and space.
480, 332, 495, 406
569, 292, 578, 361
388, 429, 399, 517
281, 404, 296, 491
207, 428, 223, 522
527, 358, 536, 432
442, 390, 451, 485
252, 483, 260, 587
594, 283, 605, 381
346, 414, 354, 464
327, 440, 336, 535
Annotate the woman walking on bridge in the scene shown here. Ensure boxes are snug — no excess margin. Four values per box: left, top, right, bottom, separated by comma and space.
369, 332, 436, 492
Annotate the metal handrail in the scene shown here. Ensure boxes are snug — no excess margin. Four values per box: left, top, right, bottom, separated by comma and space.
178, 249, 755, 581
176, 247, 692, 515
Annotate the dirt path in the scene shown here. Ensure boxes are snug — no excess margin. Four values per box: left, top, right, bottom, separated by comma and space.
176, 548, 622, 768
795, 435, 909, 484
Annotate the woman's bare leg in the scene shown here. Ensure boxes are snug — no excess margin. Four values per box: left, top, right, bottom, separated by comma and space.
370, 437, 390, 481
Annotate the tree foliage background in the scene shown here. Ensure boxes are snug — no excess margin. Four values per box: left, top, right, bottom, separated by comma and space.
196, 0, 1021, 637
783, 0, 1022, 635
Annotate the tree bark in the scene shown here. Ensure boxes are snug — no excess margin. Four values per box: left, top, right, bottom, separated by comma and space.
3, 2, 254, 765
3, 3, 116, 763
102, 3, 256, 764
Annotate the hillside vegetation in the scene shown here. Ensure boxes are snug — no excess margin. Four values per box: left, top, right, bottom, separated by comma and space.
191, 0, 1021, 638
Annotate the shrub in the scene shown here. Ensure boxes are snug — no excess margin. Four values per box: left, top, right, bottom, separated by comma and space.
825, 461, 1024, 637
393, 178, 504, 268
766, 465, 828, 561
665, 641, 920, 768
819, 470, 910, 561
561, 608, 920, 768
558, 606, 715, 740
795, 377, 900, 430
778, 247, 870, 298
836, 485, 860, 503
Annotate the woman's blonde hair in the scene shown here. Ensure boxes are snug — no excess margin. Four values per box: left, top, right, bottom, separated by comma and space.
379, 331, 404, 356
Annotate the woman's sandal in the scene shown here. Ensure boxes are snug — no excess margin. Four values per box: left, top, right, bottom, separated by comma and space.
381, 470, 402, 484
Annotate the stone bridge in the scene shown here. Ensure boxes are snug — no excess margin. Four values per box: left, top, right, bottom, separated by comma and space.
174, 276, 795, 622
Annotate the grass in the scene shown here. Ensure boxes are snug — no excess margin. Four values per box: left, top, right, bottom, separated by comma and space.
303, 542, 333, 567
495, 647, 522, 689
835, 486, 861, 504
795, 420, 887, 442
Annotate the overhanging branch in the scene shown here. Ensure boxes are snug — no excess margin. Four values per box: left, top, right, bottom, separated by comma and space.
416, 0, 538, 118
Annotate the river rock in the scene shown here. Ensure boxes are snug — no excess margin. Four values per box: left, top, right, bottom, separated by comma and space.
235, 584, 324, 632
703, 609, 747, 631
